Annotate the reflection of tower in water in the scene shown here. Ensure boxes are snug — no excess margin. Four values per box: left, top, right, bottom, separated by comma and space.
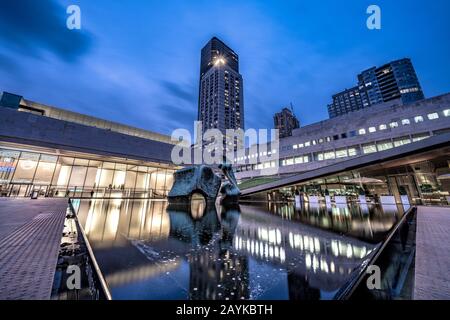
188, 205, 250, 300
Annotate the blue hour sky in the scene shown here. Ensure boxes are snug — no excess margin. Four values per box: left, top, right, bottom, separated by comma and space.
0, 0, 449, 136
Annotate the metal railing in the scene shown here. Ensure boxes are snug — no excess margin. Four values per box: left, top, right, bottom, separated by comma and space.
67, 200, 112, 300
335, 206, 417, 300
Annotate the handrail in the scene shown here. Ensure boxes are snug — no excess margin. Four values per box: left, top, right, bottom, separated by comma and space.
68, 200, 112, 300
335, 205, 417, 300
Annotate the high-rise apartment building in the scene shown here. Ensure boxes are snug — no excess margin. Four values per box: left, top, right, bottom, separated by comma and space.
328, 58, 424, 118
198, 37, 244, 138
274, 107, 300, 138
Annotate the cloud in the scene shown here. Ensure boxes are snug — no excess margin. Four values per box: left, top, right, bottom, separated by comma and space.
159, 80, 197, 104
0, 0, 93, 62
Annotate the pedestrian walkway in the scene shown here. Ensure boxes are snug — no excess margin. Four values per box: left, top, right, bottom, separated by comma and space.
414, 205, 450, 300
0, 198, 68, 300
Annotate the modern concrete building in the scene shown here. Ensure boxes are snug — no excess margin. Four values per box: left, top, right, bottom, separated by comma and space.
234, 93, 450, 203
198, 37, 244, 148
274, 107, 300, 138
0, 92, 179, 198
328, 58, 424, 118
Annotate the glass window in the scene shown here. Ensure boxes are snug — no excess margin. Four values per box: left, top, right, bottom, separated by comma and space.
326, 136, 332, 142
427, 112, 439, 120
348, 148, 357, 156
102, 162, 116, 170
293, 144, 298, 149
369, 127, 376, 133
303, 156, 309, 163
317, 153, 324, 161
389, 122, 398, 128
358, 128, 366, 135
312, 140, 317, 145
444, 109, 450, 117
0, 149, 19, 184
294, 156, 304, 164
318, 138, 324, 144
98, 169, 114, 188
33, 155, 57, 185
402, 119, 410, 125
414, 116, 424, 123
363, 144, 377, 154
379, 124, 387, 130
393, 137, 411, 147
286, 158, 294, 166
412, 134, 429, 142
298, 143, 304, 148
124, 170, 137, 189
69, 166, 87, 187
13, 152, 40, 183
304, 141, 311, 147
324, 151, 335, 160
84, 167, 99, 188
377, 140, 393, 151
74, 158, 89, 166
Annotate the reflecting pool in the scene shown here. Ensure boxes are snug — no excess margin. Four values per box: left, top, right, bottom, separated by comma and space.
72, 199, 407, 300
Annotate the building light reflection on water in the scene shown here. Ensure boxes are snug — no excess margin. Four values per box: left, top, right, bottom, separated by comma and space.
73, 199, 401, 300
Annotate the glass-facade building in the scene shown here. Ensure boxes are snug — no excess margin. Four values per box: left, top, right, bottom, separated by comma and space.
0, 92, 178, 199
0, 147, 175, 198
328, 58, 424, 118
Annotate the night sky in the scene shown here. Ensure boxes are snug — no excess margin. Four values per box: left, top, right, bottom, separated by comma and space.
1, 0, 449, 136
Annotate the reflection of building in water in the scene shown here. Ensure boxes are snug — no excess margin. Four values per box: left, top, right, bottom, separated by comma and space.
189, 250, 249, 300
169, 203, 250, 300
76, 199, 170, 247
234, 205, 379, 295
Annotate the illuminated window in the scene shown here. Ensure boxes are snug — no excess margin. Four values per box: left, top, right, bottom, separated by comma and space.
317, 153, 324, 161
369, 127, 376, 133
312, 140, 317, 145
412, 134, 429, 142
414, 116, 424, 123
358, 128, 366, 135
298, 143, 304, 148
294, 156, 304, 164
363, 144, 377, 154
389, 122, 398, 128
336, 149, 348, 158
304, 141, 311, 147
377, 140, 393, 151
402, 119, 410, 125
427, 113, 439, 120
348, 148, 357, 156
379, 124, 387, 130
444, 109, 450, 117
324, 151, 335, 160
393, 137, 411, 147
286, 158, 294, 166
293, 144, 298, 149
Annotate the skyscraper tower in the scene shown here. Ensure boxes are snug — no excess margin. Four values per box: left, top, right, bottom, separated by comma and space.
198, 37, 244, 137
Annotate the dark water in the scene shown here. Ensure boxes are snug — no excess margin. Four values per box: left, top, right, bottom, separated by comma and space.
72, 199, 408, 300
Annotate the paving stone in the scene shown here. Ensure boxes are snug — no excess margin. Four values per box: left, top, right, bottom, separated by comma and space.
0, 198, 68, 300
414, 206, 450, 300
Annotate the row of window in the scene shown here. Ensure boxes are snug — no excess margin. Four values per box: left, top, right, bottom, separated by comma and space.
291, 109, 449, 150
234, 149, 277, 162
236, 133, 431, 172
